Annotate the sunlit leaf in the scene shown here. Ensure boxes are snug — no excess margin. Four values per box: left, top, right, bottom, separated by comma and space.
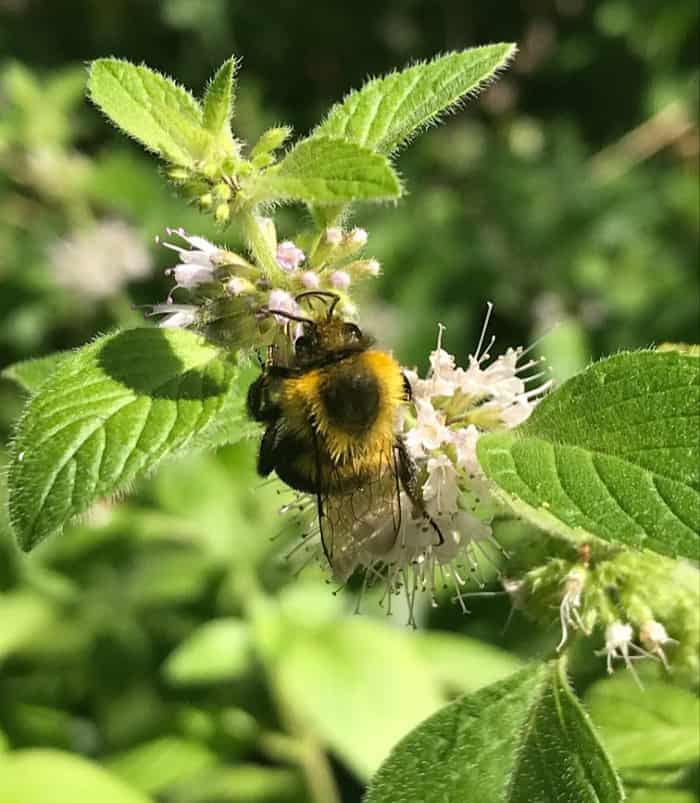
163, 618, 253, 685
202, 56, 238, 136
586, 674, 700, 770
477, 351, 700, 560
414, 630, 523, 694
0, 749, 153, 803
314, 44, 516, 154
365, 660, 624, 803
2, 352, 70, 393
262, 586, 442, 780
105, 737, 216, 795
88, 59, 209, 166
251, 137, 402, 205
0, 591, 54, 661
8, 328, 250, 550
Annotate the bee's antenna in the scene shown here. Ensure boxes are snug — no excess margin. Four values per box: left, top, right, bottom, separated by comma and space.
295, 290, 341, 318
263, 308, 315, 326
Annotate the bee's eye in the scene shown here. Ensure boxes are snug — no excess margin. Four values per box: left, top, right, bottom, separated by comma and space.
295, 335, 312, 356
343, 323, 363, 341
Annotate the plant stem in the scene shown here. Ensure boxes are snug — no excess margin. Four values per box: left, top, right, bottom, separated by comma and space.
235, 568, 342, 803
239, 208, 283, 282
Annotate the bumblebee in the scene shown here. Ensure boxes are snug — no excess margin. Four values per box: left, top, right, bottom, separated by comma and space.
247, 291, 440, 571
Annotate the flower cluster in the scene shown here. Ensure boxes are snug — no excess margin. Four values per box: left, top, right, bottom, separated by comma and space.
508, 544, 699, 682
305, 307, 552, 626
146, 224, 379, 348
49, 219, 151, 299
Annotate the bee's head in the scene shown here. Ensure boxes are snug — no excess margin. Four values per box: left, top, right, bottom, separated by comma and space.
266, 291, 374, 365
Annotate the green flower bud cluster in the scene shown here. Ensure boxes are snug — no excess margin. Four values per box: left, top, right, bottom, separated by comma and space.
508, 542, 699, 676
164, 126, 294, 226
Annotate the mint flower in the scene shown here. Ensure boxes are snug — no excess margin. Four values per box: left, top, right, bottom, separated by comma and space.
147, 303, 199, 329
49, 220, 150, 299
598, 621, 654, 688
276, 240, 305, 271
639, 620, 678, 669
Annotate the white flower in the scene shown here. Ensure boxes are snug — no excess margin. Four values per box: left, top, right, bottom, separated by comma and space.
639, 620, 678, 669
325, 227, 343, 246
404, 398, 452, 458
49, 220, 151, 299
159, 228, 225, 295
598, 621, 653, 687
147, 303, 198, 329
329, 270, 351, 290
276, 240, 305, 271
160, 227, 220, 265
349, 227, 368, 246
364, 258, 381, 277
226, 276, 254, 296
557, 568, 588, 651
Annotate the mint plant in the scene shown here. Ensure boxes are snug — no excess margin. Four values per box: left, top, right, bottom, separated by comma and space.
3, 44, 698, 803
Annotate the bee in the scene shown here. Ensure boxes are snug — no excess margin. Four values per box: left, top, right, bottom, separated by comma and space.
247, 291, 441, 574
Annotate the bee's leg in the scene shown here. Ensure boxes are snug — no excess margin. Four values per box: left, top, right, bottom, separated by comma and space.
309, 427, 333, 568
247, 374, 267, 421
391, 445, 403, 537
401, 372, 413, 402
257, 424, 280, 477
395, 437, 444, 546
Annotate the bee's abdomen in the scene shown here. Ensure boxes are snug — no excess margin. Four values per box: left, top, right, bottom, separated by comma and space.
320, 367, 380, 431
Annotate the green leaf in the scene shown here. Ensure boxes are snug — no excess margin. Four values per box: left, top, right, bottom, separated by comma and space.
105, 738, 216, 795
0, 591, 54, 661
314, 44, 516, 155
202, 56, 238, 136
627, 792, 696, 803
365, 660, 624, 803
168, 764, 304, 803
2, 351, 70, 393
266, 588, 443, 779
88, 58, 209, 166
0, 749, 154, 803
414, 630, 523, 695
8, 328, 249, 551
163, 618, 253, 685
477, 351, 700, 560
251, 137, 402, 205
586, 674, 700, 770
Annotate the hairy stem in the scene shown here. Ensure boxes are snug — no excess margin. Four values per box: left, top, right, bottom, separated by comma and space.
239, 208, 283, 281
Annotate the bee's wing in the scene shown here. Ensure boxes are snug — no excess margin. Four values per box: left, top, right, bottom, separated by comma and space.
317, 444, 403, 582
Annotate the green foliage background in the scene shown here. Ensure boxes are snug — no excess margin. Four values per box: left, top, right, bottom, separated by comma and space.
0, 2, 698, 802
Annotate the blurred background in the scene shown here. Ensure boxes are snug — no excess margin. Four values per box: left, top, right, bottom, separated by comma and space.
0, 2, 698, 802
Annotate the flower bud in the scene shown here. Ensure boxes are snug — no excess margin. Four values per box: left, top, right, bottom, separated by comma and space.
199, 192, 213, 208
167, 166, 191, 183
329, 270, 351, 290
215, 203, 230, 224
276, 241, 305, 271
325, 227, 343, 246
226, 276, 255, 296
214, 182, 232, 201
300, 270, 320, 289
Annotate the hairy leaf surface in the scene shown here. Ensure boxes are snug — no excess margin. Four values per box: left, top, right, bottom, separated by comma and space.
477, 351, 700, 559
252, 137, 401, 204
88, 59, 209, 166
365, 660, 624, 803
314, 44, 515, 154
9, 328, 249, 550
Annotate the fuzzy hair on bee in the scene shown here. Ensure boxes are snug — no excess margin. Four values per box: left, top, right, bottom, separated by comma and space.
246, 291, 442, 572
